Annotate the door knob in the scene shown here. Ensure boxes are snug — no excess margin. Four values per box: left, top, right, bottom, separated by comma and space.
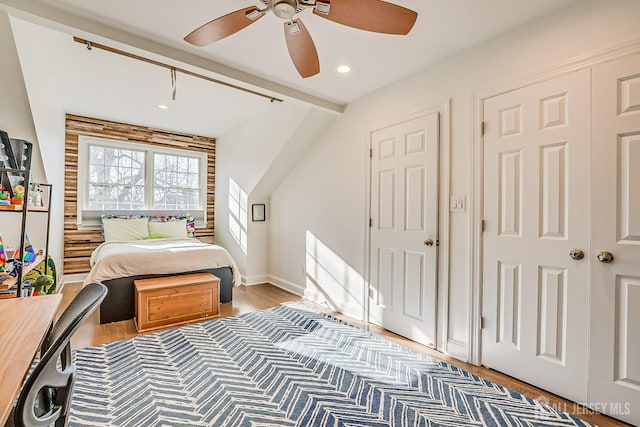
597, 251, 614, 263
569, 249, 584, 260
424, 239, 433, 246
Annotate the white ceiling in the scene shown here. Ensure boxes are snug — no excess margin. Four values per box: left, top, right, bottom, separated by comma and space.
10, 17, 274, 139
31, 0, 577, 105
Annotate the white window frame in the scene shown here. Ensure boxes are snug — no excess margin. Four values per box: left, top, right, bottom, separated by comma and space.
77, 136, 208, 228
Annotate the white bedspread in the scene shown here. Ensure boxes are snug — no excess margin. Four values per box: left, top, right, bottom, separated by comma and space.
84, 238, 241, 286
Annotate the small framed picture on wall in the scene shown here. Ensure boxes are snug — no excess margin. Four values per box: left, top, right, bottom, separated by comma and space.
252, 204, 266, 222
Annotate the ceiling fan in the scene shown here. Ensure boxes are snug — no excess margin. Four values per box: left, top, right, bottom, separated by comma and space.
184, 0, 418, 78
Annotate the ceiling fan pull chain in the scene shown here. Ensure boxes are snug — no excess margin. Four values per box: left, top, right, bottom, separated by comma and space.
170, 68, 177, 101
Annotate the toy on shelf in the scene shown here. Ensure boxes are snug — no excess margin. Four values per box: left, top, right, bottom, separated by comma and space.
0, 234, 5, 272
32, 274, 54, 295
9, 259, 22, 278
23, 256, 57, 294
11, 184, 24, 205
12, 234, 37, 264
0, 185, 8, 205
28, 183, 43, 207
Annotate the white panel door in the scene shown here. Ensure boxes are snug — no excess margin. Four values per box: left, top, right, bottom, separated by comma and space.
589, 52, 640, 425
369, 113, 439, 348
482, 69, 590, 402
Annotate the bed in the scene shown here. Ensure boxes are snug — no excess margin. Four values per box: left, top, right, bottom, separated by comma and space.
84, 237, 240, 324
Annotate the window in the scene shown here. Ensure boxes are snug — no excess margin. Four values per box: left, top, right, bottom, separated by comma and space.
78, 136, 207, 226
153, 154, 200, 210
88, 146, 145, 210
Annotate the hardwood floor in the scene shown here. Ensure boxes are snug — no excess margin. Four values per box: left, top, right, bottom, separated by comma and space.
61, 282, 629, 427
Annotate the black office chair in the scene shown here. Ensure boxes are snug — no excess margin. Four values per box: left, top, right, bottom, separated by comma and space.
6, 283, 107, 427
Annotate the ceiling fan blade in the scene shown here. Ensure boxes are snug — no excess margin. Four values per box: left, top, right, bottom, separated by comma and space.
313, 0, 417, 35
284, 19, 320, 78
185, 7, 264, 46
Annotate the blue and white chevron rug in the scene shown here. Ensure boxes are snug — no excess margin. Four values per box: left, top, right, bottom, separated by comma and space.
70, 304, 592, 426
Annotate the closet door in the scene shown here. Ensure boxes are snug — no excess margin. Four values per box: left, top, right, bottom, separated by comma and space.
482, 69, 590, 402
589, 52, 640, 425
369, 112, 439, 348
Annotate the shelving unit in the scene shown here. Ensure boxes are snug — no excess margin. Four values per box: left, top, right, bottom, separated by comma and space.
0, 167, 52, 298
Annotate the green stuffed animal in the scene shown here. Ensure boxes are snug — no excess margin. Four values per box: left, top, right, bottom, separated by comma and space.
33, 274, 54, 295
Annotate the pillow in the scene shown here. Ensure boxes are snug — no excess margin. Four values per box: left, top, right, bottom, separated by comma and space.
145, 234, 165, 240
100, 214, 148, 241
101, 216, 149, 242
148, 214, 195, 237
148, 219, 188, 238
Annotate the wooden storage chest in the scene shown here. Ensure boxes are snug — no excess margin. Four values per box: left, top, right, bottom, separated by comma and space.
134, 272, 220, 332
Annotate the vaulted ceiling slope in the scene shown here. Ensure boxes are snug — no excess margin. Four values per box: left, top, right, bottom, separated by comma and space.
10, 17, 273, 139
21, 0, 576, 106
10, 11, 339, 201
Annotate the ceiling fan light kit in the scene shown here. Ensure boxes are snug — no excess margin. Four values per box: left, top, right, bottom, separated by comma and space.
273, 0, 298, 19
184, 0, 418, 78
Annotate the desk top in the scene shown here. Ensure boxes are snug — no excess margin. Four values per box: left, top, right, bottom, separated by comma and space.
0, 294, 62, 425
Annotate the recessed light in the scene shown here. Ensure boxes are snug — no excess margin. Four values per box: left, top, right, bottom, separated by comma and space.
157, 104, 169, 110
337, 64, 352, 74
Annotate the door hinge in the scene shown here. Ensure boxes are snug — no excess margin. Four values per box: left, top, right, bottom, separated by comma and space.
369, 218, 372, 227
369, 148, 373, 158
368, 288, 373, 298
481, 121, 486, 137
481, 219, 486, 233
480, 316, 487, 329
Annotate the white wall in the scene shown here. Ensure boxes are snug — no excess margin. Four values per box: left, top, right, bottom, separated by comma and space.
9, 15, 66, 282
268, 0, 640, 360
215, 102, 309, 279
215, 102, 335, 283
0, 11, 53, 277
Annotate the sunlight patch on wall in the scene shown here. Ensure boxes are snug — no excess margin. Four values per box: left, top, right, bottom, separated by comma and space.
228, 178, 248, 254
305, 230, 363, 311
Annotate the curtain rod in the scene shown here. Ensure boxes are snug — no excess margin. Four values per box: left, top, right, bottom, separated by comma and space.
73, 37, 284, 103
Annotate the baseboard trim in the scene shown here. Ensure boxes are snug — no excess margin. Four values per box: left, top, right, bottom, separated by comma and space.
259, 277, 362, 320
303, 286, 364, 321
267, 275, 305, 296
63, 273, 87, 285
242, 274, 272, 286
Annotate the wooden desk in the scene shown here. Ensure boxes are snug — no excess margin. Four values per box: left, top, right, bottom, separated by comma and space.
0, 294, 62, 425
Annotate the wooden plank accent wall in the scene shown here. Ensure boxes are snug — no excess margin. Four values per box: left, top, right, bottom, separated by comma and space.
64, 114, 216, 274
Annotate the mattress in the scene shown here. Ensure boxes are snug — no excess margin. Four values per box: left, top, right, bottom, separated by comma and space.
84, 238, 241, 324
84, 237, 240, 286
